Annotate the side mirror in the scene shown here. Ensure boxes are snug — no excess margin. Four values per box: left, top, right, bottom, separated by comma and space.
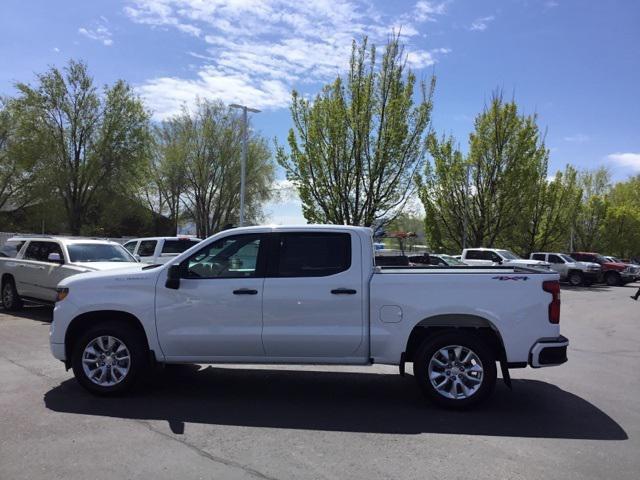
165, 264, 181, 290
48, 252, 63, 263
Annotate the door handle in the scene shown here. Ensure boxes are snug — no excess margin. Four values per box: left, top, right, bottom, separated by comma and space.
233, 288, 258, 295
331, 288, 357, 295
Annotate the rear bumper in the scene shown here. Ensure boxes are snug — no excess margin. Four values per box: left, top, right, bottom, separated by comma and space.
529, 335, 569, 368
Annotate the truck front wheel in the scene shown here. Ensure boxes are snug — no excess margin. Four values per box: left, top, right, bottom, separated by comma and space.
414, 332, 497, 409
71, 321, 149, 396
605, 271, 621, 286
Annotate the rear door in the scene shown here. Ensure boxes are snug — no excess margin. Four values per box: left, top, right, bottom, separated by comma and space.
261, 231, 364, 358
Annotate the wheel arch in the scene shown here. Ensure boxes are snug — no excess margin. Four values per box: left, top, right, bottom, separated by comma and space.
64, 310, 151, 368
404, 314, 507, 364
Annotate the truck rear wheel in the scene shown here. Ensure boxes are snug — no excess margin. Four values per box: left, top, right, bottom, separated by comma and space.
568, 271, 583, 287
71, 321, 149, 396
2, 278, 23, 311
414, 331, 497, 409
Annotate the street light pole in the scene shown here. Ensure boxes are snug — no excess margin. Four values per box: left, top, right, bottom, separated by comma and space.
230, 103, 260, 226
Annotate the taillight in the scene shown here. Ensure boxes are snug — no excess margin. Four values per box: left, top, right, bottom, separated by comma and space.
542, 280, 560, 324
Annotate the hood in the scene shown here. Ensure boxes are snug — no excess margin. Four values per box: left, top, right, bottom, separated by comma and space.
60, 264, 159, 288
72, 261, 143, 271
604, 262, 631, 270
574, 261, 601, 269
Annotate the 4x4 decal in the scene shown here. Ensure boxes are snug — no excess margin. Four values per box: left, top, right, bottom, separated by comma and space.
492, 275, 529, 281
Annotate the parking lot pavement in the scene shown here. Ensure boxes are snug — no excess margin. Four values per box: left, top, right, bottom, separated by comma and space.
1, 284, 639, 480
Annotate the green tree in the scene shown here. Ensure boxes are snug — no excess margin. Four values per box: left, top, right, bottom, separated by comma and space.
14, 60, 151, 234
513, 165, 582, 255
601, 175, 640, 258
419, 93, 549, 254
170, 99, 274, 237
277, 35, 434, 227
573, 167, 611, 251
0, 98, 37, 213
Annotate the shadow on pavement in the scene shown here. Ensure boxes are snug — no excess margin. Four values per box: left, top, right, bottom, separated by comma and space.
44, 365, 628, 440
0, 305, 52, 322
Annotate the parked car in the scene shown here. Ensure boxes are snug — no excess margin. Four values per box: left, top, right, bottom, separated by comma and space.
0, 236, 140, 309
604, 256, 640, 280
51, 225, 567, 409
461, 248, 551, 269
570, 252, 637, 286
123, 236, 201, 265
530, 252, 600, 286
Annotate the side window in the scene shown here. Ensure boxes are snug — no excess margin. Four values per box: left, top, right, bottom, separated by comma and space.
162, 239, 199, 255
123, 241, 137, 254
276, 233, 351, 277
138, 240, 157, 257
185, 234, 262, 279
531, 253, 546, 261
548, 254, 563, 264
24, 241, 63, 262
488, 252, 502, 262
465, 250, 482, 260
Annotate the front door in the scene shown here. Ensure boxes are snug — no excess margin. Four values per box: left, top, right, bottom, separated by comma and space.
261, 231, 364, 358
155, 233, 267, 358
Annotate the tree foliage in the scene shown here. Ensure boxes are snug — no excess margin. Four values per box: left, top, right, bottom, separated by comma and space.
155, 99, 274, 238
13, 60, 151, 234
419, 93, 559, 255
278, 35, 434, 227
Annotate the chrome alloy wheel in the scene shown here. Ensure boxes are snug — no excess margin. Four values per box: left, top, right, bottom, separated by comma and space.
81, 336, 131, 387
427, 345, 484, 400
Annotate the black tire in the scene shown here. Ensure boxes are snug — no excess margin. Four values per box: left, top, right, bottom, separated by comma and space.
414, 331, 497, 409
71, 320, 149, 396
2, 277, 23, 311
605, 271, 621, 287
568, 271, 584, 287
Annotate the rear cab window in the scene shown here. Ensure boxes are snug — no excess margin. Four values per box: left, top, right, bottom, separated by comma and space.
531, 253, 546, 261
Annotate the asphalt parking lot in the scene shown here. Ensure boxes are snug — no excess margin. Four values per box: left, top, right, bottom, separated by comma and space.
1, 283, 639, 480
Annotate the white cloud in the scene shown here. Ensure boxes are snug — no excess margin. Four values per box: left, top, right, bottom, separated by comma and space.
469, 15, 495, 32
124, 0, 451, 119
52, 47, 60, 53
544, 1, 560, 9
78, 18, 113, 46
564, 133, 590, 143
607, 152, 640, 171
414, 1, 448, 22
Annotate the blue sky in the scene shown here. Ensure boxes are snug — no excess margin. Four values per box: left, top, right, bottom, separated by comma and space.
1, 0, 639, 224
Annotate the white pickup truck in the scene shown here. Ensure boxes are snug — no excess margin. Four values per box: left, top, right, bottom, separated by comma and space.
462, 248, 551, 269
1, 236, 140, 309
123, 236, 201, 265
50, 226, 568, 408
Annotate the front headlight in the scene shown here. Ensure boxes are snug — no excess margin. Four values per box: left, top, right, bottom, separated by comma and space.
56, 287, 69, 302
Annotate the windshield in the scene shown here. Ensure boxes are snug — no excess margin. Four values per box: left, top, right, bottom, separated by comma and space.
68, 244, 136, 263
560, 254, 576, 263
498, 250, 521, 260
440, 255, 466, 266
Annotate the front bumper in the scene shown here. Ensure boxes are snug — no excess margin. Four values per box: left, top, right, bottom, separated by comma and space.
529, 335, 569, 368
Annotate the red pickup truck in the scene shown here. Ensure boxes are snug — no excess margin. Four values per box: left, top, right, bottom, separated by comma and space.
570, 252, 637, 286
